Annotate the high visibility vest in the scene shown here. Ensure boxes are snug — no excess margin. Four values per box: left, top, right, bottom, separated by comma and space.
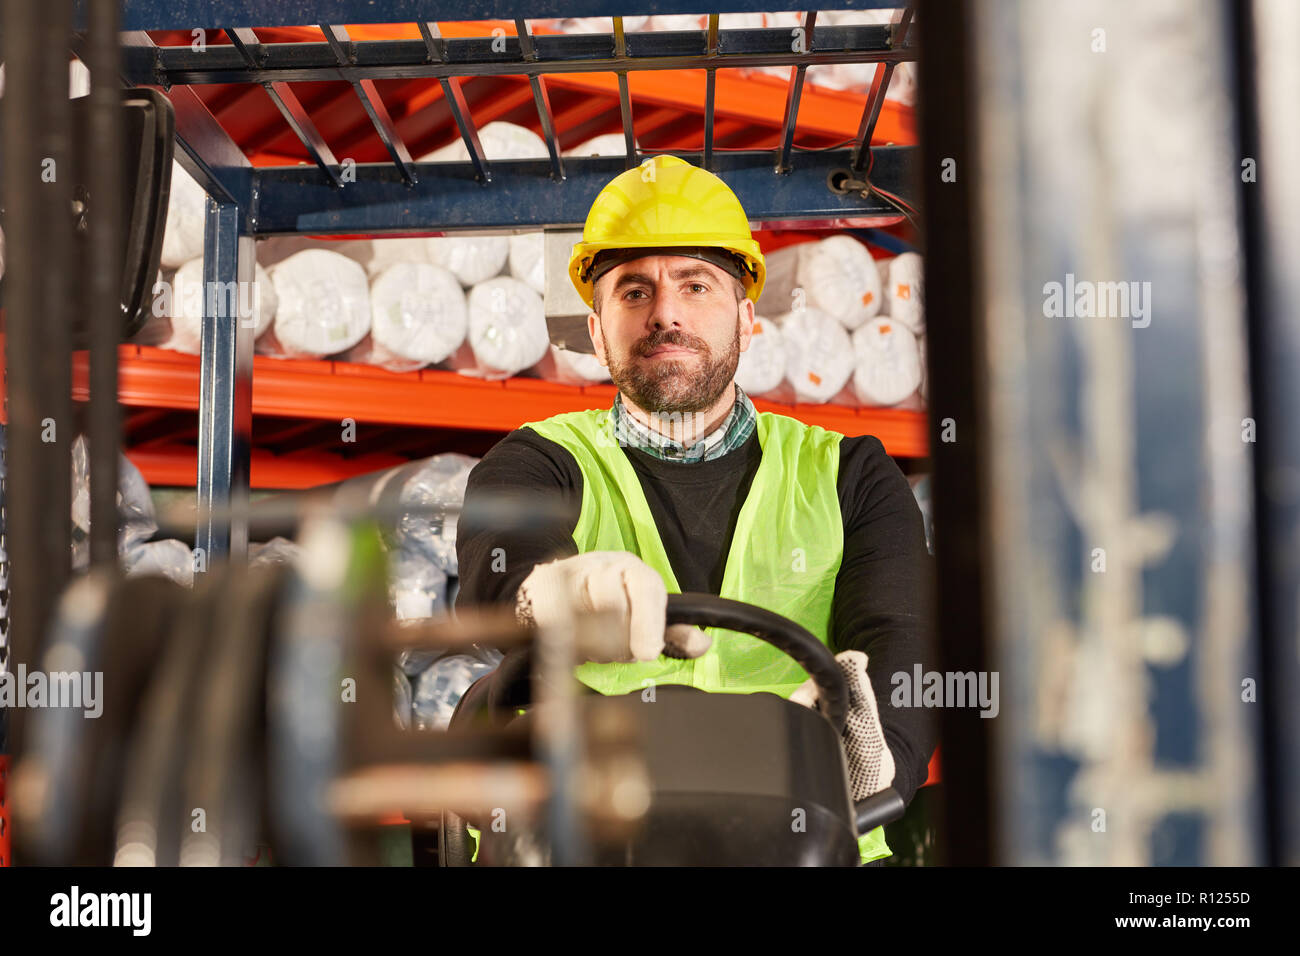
522, 408, 890, 864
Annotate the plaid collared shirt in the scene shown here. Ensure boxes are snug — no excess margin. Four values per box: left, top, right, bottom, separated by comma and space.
609, 384, 757, 463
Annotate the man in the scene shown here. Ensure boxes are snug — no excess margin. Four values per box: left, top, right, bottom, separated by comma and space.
456, 155, 935, 864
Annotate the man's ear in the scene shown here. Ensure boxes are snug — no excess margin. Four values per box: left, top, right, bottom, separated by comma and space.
588, 311, 609, 367
737, 296, 756, 353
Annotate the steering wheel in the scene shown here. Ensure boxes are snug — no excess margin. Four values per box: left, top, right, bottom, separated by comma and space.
440, 593, 865, 866
450, 592, 849, 732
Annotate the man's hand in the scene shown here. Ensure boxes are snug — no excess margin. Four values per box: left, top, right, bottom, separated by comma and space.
790, 650, 896, 801
515, 552, 712, 663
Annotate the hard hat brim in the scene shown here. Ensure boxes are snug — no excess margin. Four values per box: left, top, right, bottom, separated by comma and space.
569, 237, 767, 310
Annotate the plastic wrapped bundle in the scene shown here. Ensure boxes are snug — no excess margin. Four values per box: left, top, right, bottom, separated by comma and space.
387, 453, 480, 577
562, 133, 637, 157
850, 317, 923, 407
779, 308, 855, 403
333, 237, 433, 279
795, 235, 884, 331
734, 316, 787, 397
162, 257, 277, 355
754, 244, 804, 320
160, 161, 208, 269
263, 249, 371, 358
412, 651, 504, 731
249, 537, 302, 568
889, 61, 918, 107
887, 252, 925, 333
764, 11, 802, 28
70, 436, 158, 569
507, 232, 546, 295
343, 262, 468, 372
340, 338, 424, 374
720, 12, 765, 28
422, 120, 549, 163
123, 539, 194, 588
130, 271, 175, 347
917, 333, 928, 405
875, 256, 893, 306
647, 14, 706, 30
393, 668, 413, 730
460, 276, 550, 378
547, 16, 649, 33
536, 345, 612, 385
425, 235, 510, 288
255, 235, 321, 270
388, 551, 449, 622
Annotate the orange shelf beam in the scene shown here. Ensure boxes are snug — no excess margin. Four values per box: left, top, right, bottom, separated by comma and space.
0, 343, 929, 459
125, 444, 409, 490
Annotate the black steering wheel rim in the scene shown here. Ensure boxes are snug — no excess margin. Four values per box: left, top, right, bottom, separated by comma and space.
451, 592, 848, 733
664, 593, 847, 731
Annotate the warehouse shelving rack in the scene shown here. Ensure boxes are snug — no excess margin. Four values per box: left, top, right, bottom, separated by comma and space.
0, 341, 930, 487
99, 0, 921, 559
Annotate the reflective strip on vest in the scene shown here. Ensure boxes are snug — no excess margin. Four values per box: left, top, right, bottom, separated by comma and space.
522, 408, 890, 864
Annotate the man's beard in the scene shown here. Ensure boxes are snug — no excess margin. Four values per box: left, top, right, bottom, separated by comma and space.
604, 317, 741, 414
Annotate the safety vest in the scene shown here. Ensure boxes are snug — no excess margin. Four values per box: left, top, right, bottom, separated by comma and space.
523, 407, 890, 864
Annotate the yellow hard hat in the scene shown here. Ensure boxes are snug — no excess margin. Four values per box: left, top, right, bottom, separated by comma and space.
568, 155, 767, 310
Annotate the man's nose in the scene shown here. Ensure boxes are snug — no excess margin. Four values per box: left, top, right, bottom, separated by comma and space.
648, 289, 682, 330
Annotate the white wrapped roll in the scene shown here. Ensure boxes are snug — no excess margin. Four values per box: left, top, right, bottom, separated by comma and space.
166, 257, 276, 355
340, 335, 425, 374
887, 252, 925, 333
69, 57, 90, 98
255, 235, 320, 269
720, 12, 765, 28
875, 255, 893, 306
537, 345, 612, 385
754, 244, 804, 321
764, 11, 803, 29
550, 16, 649, 33
160, 161, 208, 269
779, 308, 854, 403
333, 237, 432, 278
422, 120, 549, 162
917, 333, 928, 405
850, 317, 923, 407
647, 14, 706, 30
795, 235, 884, 331
426, 235, 510, 287
265, 249, 371, 358
131, 271, 175, 347
822, 61, 912, 102
464, 276, 550, 377
734, 316, 786, 396
368, 262, 467, 366
563, 132, 637, 157
889, 60, 918, 107
123, 539, 194, 588
508, 232, 546, 295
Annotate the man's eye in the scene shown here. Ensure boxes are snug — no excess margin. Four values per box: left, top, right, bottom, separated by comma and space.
625, 289, 647, 300
689, 283, 707, 293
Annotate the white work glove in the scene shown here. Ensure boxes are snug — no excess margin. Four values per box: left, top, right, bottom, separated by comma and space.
515, 551, 712, 663
790, 650, 896, 801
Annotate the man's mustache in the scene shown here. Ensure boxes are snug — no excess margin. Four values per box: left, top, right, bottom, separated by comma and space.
633, 329, 709, 357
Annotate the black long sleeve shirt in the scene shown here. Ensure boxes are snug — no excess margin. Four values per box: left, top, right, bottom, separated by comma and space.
455, 424, 938, 806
